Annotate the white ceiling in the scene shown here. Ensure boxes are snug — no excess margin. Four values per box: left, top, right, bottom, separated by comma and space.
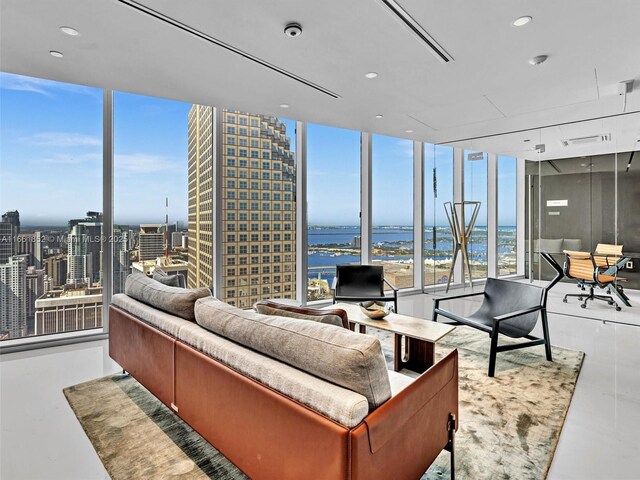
1, 0, 640, 160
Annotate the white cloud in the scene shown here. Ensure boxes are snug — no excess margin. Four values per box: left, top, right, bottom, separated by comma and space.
21, 132, 101, 147
115, 153, 176, 174
38, 152, 102, 165
0, 72, 99, 98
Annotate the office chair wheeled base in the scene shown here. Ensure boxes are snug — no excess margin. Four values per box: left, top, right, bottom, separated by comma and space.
563, 286, 621, 311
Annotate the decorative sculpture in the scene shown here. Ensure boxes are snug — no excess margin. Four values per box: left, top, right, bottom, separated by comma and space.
443, 201, 481, 293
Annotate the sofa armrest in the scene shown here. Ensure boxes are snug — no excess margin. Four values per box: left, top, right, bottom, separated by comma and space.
363, 349, 458, 453
348, 350, 458, 479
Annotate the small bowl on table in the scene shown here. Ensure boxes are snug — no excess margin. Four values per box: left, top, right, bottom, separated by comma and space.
359, 301, 392, 320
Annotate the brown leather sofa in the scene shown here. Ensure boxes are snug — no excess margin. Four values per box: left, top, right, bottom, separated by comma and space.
109, 275, 458, 479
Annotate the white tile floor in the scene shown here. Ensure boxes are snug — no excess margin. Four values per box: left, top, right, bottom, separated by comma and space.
1, 293, 639, 479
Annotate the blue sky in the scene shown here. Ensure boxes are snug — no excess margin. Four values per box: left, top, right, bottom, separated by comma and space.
1, 72, 516, 228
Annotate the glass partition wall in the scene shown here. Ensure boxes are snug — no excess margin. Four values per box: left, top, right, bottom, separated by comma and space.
523, 115, 639, 324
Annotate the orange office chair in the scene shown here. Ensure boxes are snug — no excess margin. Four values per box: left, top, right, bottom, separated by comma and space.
593, 243, 623, 270
562, 250, 621, 311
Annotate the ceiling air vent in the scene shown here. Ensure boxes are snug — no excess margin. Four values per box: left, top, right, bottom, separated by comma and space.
378, 0, 454, 63
560, 134, 611, 147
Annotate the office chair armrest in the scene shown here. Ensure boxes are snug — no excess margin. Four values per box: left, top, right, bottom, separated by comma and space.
433, 291, 484, 307
383, 277, 398, 292
493, 305, 543, 323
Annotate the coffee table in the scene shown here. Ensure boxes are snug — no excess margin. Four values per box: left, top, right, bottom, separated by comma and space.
329, 303, 455, 373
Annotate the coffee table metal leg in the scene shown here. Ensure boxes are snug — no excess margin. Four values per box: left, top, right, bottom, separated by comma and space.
393, 334, 435, 373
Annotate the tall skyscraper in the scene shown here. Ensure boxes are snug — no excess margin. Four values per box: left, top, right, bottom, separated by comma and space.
187, 106, 296, 307
67, 212, 102, 286
187, 104, 214, 290
0, 255, 28, 338
113, 225, 130, 294
171, 231, 187, 249
43, 254, 67, 288
1, 210, 19, 264
0, 222, 14, 264
25, 266, 45, 335
16, 232, 35, 266
33, 230, 43, 269
2, 210, 20, 235
139, 224, 165, 261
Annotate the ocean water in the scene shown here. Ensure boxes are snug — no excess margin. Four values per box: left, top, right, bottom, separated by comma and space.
307, 225, 516, 281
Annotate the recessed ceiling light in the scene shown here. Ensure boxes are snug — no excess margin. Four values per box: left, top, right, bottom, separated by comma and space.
365, 72, 378, 79
528, 55, 548, 65
405, 129, 414, 133
375, 114, 383, 119
60, 26, 79, 36
279, 103, 289, 108
49, 51, 64, 58
512, 16, 532, 27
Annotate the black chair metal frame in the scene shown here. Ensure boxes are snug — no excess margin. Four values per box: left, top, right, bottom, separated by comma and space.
432, 278, 552, 377
332, 264, 398, 313
562, 251, 622, 311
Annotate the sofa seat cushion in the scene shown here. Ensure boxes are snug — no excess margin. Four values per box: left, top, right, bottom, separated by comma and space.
111, 294, 192, 338
178, 323, 369, 428
387, 370, 415, 396
124, 273, 210, 321
195, 297, 392, 409
255, 301, 347, 328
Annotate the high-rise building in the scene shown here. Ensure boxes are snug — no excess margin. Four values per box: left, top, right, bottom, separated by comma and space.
187, 107, 296, 307
67, 212, 102, 286
25, 266, 46, 335
2, 210, 20, 235
171, 231, 187, 249
113, 225, 130, 294
43, 254, 68, 288
33, 231, 43, 269
0, 222, 15, 264
0, 255, 28, 338
139, 224, 165, 261
34, 286, 102, 335
16, 232, 35, 266
187, 104, 214, 290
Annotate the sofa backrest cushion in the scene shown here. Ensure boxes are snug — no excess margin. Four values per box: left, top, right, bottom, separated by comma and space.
195, 297, 392, 409
534, 238, 564, 253
562, 239, 582, 251
255, 302, 347, 329
124, 273, 210, 321
178, 323, 370, 428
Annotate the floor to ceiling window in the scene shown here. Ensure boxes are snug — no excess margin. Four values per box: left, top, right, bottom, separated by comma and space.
306, 124, 361, 301
424, 144, 455, 288
0, 72, 103, 340
463, 150, 488, 281
372, 135, 414, 289
113, 92, 191, 294
497, 155, 517, 276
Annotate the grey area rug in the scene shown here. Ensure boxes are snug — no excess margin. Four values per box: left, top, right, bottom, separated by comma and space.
64, 326, 584, 480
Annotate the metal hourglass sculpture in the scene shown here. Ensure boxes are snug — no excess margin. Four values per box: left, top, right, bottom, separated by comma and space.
443, 201, 481, 293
